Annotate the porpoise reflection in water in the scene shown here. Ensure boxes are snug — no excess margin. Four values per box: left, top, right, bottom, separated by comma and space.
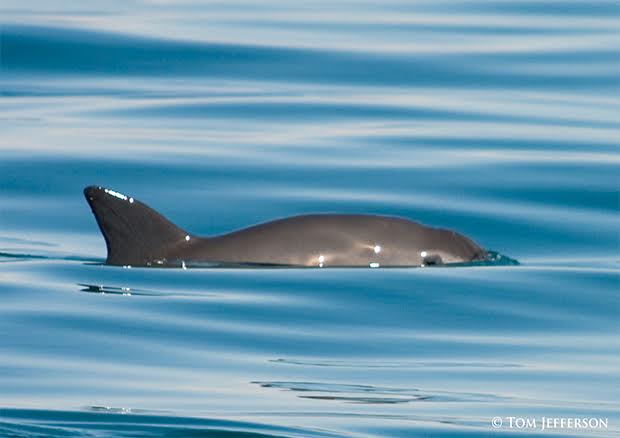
84, 185, 492, 268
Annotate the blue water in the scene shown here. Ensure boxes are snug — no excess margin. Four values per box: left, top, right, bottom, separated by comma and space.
1, 1, 619, 436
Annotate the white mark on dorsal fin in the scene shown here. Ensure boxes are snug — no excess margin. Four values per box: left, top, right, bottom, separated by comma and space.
185, 235, 190, 241
373, 245, 382, 254
420, 251, 428, 258
104, 188, 128, 201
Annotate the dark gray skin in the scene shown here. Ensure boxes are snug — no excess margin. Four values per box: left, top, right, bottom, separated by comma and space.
84, 186, 488, 267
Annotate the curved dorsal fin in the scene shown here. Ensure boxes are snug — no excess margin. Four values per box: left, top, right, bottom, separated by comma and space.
84, 186, 189, 266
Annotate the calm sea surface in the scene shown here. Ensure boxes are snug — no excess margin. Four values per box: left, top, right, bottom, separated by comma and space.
1, 1, 619, 436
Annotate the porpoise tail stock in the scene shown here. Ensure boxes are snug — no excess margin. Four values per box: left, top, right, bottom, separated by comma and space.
84, 186, 515, 268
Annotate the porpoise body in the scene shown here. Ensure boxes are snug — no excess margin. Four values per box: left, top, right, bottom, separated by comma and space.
84, 186, 488, 268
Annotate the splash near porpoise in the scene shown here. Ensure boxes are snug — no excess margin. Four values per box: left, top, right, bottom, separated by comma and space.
84, 186, 517, 268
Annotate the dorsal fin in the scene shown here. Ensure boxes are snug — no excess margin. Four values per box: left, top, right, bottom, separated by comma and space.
84, 186, 190, 266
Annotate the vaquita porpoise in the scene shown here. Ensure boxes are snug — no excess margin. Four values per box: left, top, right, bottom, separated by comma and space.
84, 185, 490, 268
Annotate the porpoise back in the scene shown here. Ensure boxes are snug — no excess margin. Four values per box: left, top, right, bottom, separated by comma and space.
84, 186, 488, 268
